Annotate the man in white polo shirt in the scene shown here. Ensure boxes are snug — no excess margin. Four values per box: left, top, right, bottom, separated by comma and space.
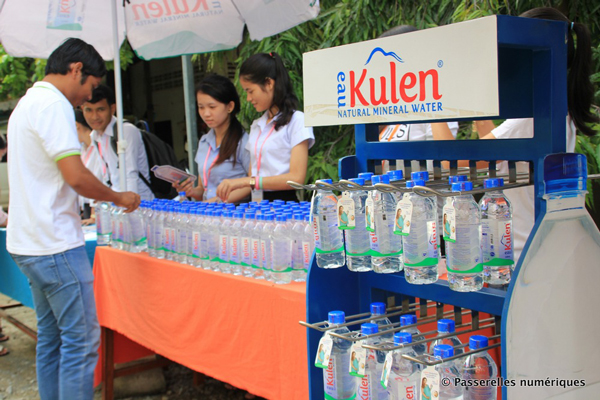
7, 38, 140, 400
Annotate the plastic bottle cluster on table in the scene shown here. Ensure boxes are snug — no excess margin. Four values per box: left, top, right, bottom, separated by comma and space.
311, 171, 514, 292
94, 199, 314, 284
316, 305, 499, 400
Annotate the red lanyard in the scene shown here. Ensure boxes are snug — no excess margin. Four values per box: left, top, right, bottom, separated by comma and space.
202, 144, 219, 188
253, 125, 276, 177
82, 144, 95, 165
95, 136, 108, 176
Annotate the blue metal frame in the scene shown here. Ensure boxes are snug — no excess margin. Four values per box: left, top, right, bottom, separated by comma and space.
306, 15, 567, 400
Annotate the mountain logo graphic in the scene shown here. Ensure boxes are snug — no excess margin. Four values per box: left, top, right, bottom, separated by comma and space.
365, 47, 404, 65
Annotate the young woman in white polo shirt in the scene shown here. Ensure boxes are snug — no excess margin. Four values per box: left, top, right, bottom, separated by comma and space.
216, 52, 315, 202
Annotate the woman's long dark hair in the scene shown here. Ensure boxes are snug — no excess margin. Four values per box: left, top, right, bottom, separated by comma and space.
240, 52, 299, 131
520, 7, 598, 136
196, 74, 244, 166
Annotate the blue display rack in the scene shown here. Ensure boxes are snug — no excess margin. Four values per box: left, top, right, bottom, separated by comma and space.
305, 15, 567, 400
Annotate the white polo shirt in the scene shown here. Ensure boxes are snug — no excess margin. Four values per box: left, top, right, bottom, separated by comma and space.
7, 82, 85, 255
245, 111, 315, 187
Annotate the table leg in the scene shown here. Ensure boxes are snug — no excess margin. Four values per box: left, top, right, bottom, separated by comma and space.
102, 327, 115, 400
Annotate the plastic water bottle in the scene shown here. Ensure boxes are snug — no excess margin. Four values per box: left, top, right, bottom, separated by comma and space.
208, 210, 222, 271
145, 203, 156, 257
357, 323, 388, 400
302, 213, 314, 275
505, 153, 600, 399
401, 179, 439, 284
219, 211, 232, 273
271, 215, 292, 284
444, 181, 483, 292
429, 319, 463, 369
370, 302, 393, 341
164, 205, 175, 261
385, 332, 421, 400
128, 208, 146, 253
251, 214, 265, 279
321, 311, 356, 400
479, 178, 513, 285
343, 177, 372, 272
399, 314, 426, 355
240, 212, 255, 277
262, 213, 276, 281
230, 212, 244, 275
110, 204, 120, 249
154, 204, 166, 259
463, 335, 497, 400
291, 213, 307, 282
370, 175, 402, 273
95, 201, 112, 245
199, 208, 212, 269
312, 179, 346, 269
176, 205, 189, 264
433, 344, 464, 400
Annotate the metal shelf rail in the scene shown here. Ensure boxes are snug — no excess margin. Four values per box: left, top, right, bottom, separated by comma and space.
303, 14, 568, 400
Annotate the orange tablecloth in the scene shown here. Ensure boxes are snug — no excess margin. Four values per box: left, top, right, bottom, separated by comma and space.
93, 247, 308, 400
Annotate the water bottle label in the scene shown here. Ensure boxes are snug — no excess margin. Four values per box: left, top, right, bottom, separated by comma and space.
46, 0, 85, 31
365, 196, 375, 232
312, 217, 322, 249
380, 352, 393, 389
241, 237, 251, 265
315, 332, 334, 369
260, 239, 267, 268
393, 198, 413, 236
389, 375, 418, 400
442, 204, 456, 243
192, 231, 200, 257
302, 241, 312, 269
349, 342, 367, 378
251, 237, 261, 268
338, 192, 356, 230
369, 230, 380, 252
219, 234, 228, 262
420, 366, 440, 400
483, 219, 514, 266
357, 374, 371, 400
230, 236, 239, 264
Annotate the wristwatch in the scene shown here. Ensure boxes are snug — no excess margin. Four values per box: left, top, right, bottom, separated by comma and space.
249, 176, 256, 189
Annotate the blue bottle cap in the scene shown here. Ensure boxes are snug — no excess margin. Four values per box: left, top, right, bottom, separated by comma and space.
361, 323, 379, 335
245, 212, 256, 220
411, 171, 429, 181
226, 204, 236, 210
233, 212, 244, 219
469, 335, 489, 350
265, 214, 275, 221
249, 202, 259, 206
370, 302, 386, 315
304, 214, 311, 222
371, 174, 390, 185
293, 213, 304, 221
318, 179, 333, 184
406, 180, 416, 189
400, 314, 417, 326
328, 311, 345, 324
483, 178, 500, 189
394, 332, 413, 345
544, 153, 587, 193
284, 212, 294, 219
276, 215, 287, 222
358, 172, 374, 181
387, 170, 404, 181
256, 214, 265, 221
437, 319, 455, 333
451, 181, 473, 192
413, 179, 426, 187
273, 200, 285, 205
260, 200, 270, 205
223, 211, 232, 218
178, 191, 186, 197
213, 210, 222, 217
433, 344, 454, 358
449, 175, 468, 184
238, 203, 249, 208
349, 178, 365, 186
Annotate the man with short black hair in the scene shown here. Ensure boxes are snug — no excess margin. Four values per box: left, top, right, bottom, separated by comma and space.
83, 84, 154, 200
7, 38, 140, 400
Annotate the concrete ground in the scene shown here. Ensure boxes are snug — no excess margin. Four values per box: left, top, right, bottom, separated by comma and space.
0, 294, 265, 400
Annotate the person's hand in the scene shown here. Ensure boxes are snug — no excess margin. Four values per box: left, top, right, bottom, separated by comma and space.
172, 177, 195, 194
216, 177, 249, 202
115, 191, 141, 213
206, 196, 221, 203
81, 217, 96, 226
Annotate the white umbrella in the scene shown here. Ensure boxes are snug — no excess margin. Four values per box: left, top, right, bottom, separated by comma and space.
0, 0, 320, 188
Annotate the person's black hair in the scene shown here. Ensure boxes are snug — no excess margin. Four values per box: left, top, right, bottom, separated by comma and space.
379, 25, 418, 38
196, 74, 244, 167
74, 109, 92, 131
240, 52, 298, 131
520, 7, 598, 136
88, 84, 116, 106
45, 38, 106, 83
0, 134, 6, 150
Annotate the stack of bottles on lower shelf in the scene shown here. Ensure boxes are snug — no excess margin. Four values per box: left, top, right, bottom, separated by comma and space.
317, 303, 499, 400
94, 199, 315, 284
311, 171, 514, 292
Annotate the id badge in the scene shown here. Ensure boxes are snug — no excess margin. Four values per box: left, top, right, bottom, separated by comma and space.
251, 189, 264, 202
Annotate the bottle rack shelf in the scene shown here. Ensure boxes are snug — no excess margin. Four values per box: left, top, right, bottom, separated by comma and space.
304, 15, 569, 400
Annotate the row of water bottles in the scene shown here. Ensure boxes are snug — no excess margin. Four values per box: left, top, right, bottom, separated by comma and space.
318, 304, 498, 400
95, 198, 315, 284
311, 170, 514, 292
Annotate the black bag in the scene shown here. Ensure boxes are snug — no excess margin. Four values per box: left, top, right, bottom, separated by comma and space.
111, 122, 179, 199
